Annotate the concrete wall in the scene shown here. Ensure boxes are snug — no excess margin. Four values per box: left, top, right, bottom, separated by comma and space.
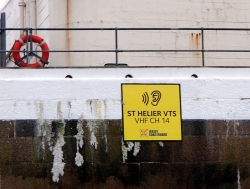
1, 0, 250, 188
0, 68, 250, 188
2, 0, 250, 67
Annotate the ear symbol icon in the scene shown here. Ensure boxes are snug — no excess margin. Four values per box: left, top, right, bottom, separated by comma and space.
151, 90, 161, 106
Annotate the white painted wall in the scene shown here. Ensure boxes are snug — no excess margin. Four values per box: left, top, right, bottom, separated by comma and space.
2, 0, 250, 67
0, 68, 249, 120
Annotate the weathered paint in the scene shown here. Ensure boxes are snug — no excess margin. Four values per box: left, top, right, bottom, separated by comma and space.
50, 121, 66, 182
238, 167, 241, 189
75, 118, 84, 166
122, 141, 141, 163
3, 0, 250, 67
0, 67, 248, 188
1, 119, 250, 188
0, 67, 248, 187
0, 68, 250, 120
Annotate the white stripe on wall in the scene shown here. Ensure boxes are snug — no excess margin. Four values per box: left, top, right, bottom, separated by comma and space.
0, 68, 250, 120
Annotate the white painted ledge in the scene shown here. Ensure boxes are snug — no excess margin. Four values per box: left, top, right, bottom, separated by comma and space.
0, 68, 250, 120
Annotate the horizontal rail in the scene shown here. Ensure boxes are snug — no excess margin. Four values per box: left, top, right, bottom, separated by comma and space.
2, 27, 250, 31
2, 27, 250, 67
3, 50, 250, 53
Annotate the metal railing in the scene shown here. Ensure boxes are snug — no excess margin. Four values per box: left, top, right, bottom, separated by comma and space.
1, 16, 250, 67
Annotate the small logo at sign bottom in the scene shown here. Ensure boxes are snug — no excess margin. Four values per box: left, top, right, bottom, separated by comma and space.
140, 129, 148, 137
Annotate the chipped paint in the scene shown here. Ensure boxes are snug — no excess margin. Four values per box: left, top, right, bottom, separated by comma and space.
104, 130, 108, 152
133, 142, 141, 156
87, 120, 98, 149
35, 101, 47, 150
122, 141, 141, 162
158, 142, 164, 147
122, 141, 134, 162
226, 120, 230, 138
75, 118, 84, 167
237, 167, 241, 189
234, 120, 239, 136
50, 121, 66, 182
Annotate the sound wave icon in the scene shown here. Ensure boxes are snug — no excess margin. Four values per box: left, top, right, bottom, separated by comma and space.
142, 92, 149, 105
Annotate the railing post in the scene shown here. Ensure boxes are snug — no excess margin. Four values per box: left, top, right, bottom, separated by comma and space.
25, 28, 29, 66
115, 27, 118, 65
29, 28, 33, 54
0, 12, 6, 67
201, 27, 204, 67
29, 28, 33, 66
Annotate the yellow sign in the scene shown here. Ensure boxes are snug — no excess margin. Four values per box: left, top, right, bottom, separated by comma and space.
122, 84, 182, 141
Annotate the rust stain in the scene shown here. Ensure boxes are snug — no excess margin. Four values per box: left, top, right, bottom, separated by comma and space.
66, 0, 71, 66
190, 32, 201, 56
196, 34, 199, 49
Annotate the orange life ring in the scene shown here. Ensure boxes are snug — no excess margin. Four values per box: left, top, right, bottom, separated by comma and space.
12, 35, 49, 67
